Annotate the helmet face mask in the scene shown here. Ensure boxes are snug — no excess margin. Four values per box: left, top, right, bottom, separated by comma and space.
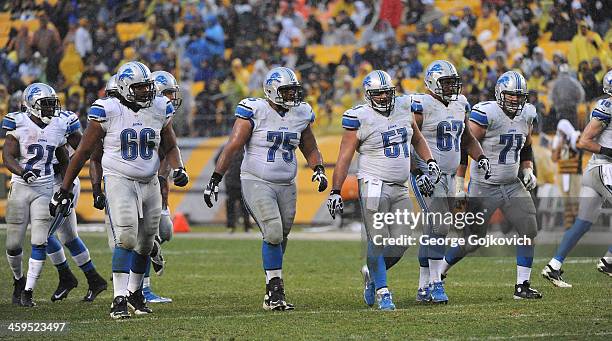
23, 83, 60, 124
499, 91, 527, 117
366, 87, 395, 114
35, 97, 60, 121
128, 81, 156, 107
163, 89, 182, 109
277, 84, 304, 108
603, 70, 612, 96
116, 61, 155, 108
105, 74, 119, 97
495, 71, 529, 118
436, 76, 462, 101
152, 70, 182, 109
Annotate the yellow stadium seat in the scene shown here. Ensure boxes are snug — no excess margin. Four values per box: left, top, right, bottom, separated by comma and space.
116, 22, 147, 42
306, 45, 357, 65
539, 40, 571, 62
191, 81, 205, 97
402, 78, 423, 93
59, 44, 84, 86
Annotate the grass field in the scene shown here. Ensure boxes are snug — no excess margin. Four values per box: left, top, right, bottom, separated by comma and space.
0, 230, 610, 340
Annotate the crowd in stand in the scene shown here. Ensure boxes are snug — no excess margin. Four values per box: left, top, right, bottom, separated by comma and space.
1, 0, 611, 137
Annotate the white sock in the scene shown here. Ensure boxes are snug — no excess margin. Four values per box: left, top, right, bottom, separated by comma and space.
440, 259, 452, 276
548, 258, 563, 271
47, 249, 67, 266
517, 265, 532, 284
72, 250, 91, 267
112, 273, 129, 298
604, 250, 612, 262
6, 251, 23, 280
418, 266, 429, 289
265, 269, 282, 283
143, 276, 151, 289
127, 271, 145, 293
429, 259, 443, 283
25, 259, 44, 291
376, 287, 389, 295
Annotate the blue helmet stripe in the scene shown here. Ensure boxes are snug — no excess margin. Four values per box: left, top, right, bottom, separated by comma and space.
377, 71, 385, 86
136, 62, 148, 79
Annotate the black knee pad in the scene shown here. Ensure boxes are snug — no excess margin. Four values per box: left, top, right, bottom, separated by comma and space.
7, 248, 22, 256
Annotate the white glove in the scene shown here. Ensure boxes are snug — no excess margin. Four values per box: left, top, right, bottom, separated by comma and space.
412, 169, 435, 197
455, 176, 467, 201
21, 170, 38, 184
327, 190, 344, 219
522, 168, 537, 191
427, 159, 441, 184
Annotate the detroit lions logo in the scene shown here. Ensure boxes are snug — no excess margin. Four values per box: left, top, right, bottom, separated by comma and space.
155, 75, 168, 85
27, 87, 41, 102
265, 72, 282, 86
119, 68, 135, 81
497, 75, 511, 86
363, 76, 372, 88
426, 63, 443, 78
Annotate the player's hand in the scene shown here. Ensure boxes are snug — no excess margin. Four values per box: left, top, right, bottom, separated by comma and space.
50, 188, 74, 217
412, 169, 434, 197
522, 168, 537, 191
311, 165, 328, 192
453, 176, 468, 221
172, 167, 189, 187
21, 170, 38, 184
427, 159, 441, 184
92, 184, 106, 210
477, 155, 492, 180
203, 172, 222, 208
327, 190, 343, 219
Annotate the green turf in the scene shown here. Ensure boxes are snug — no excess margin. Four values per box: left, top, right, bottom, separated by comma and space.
0, 231, 610, 340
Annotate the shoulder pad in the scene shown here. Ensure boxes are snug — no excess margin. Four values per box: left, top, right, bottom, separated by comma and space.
1, 111, 23, 131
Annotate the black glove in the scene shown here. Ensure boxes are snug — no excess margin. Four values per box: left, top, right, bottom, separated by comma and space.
92, 183, 106, 210
172, 167, 189, 187
477, 155, 492, 180
311, 165, 328, 192
204, 172, 222, 208
411, 169, 435, 197
327, 189, 344, 219
50, 188, 74, 217
21, 170, 38, 184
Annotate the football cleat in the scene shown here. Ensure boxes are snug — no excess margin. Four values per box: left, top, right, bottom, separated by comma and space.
513, 280, 543, 300
20, 289, 36, 307
541, 264, 572, 288
51, 267, 78, 302
128, 289, 153, 315
597, 258, 612, 276
150, 237, 165, 276
83, 270, 108, 302
430, 281, 449, 304
143, 287, 173, 303
376, 290, 396, 311
110, 296, 131, 319
360, 265, 375, 307
263, 277, 294, 311
416, 286, 432, 303
12, 276, 25, 305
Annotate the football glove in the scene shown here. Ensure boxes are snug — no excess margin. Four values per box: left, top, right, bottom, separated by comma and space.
522, 168, 537, 191
412, 169, 434, 197
311, 165, 328, 192
21, 170, 38, 184
50, 188, 74, 217
477, 155, 492, 180
204, 172, 222, 208
453, 176, 468, 219
327, 190, 343, 219
172, 167, 189, 187
427, 159, 442, 184
92, 184, 106, 210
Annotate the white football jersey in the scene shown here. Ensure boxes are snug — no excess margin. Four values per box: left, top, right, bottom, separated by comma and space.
236, 98, 315, 184
411, 93, 470, 173
2, 111, 79, 186
342, 95, 414, 185
88, 95, 174, 182
469, 101, 537, 185
586, 97, 612, 169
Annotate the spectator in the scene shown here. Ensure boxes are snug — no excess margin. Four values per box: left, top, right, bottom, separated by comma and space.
546, 7, 576, 41
32, 13, 62, 83
447, 15, 471, 45
361, 20, 395, 50
305, 14, 324, 44
461, 6, 477, 30
585, 0, 611, 38
79, 58, 103, 102
463, 35, 487, 62
568, 21, 604, 68
528, 89, 547, 133
401, 46, 422, 78
578, 61, 603, 101
75, 18, 93, 58
248, 59, 267, 97
6, 26, 32, 63
18, 51, 46, 84
529, 47, 552, 79
549, 64, 585, 128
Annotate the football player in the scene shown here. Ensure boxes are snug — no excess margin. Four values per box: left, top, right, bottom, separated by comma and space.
2, 83, 72, 306
411, 60, 491, 304
50, 61, 188, 319
542, 69, 612, 286
441, 71, 543, 299
203, 67, 327, 311
328, 70, 441, 310
45, 108, 108, 303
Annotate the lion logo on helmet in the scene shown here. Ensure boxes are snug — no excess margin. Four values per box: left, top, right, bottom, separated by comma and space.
26, 86, 42, 102
155, 75, 168, 85
118, 68, 135, 81
426, 63, 443, 78
497, 75, 511, 87
265, 72, 282, 86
